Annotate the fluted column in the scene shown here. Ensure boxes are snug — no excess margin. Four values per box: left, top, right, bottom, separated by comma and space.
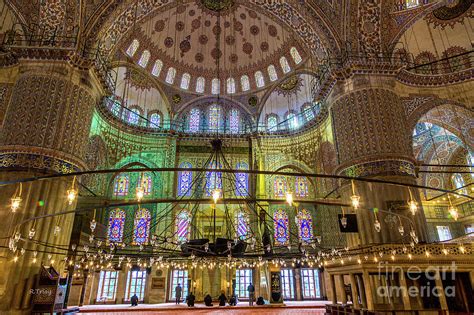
330, 77, 428, 246
0, 60, 103, 312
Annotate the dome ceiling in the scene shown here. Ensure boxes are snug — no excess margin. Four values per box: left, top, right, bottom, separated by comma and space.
119, 0, 308, 95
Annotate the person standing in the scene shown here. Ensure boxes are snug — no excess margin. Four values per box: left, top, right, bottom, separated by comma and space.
247, 283, 255, 306
175, 283, 182, 305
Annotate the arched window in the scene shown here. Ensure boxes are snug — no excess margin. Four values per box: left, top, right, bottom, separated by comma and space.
280, 57, 291, 73
227, 78, 236, 94
110, 100, 121, 116
267, 65, 278, 81
176, 211, 191, 243
114, 174, 129, 196
296, 209, 313, 243
267, 115, 278, 132
301, 104, 315, 121
406, 0, 419, 8
138, 173, 152, 196
178, 162, 193, 197
133, 208, 151, 244
235, 162, 249, 196
166, 67, 176, 84
196, 77, 205, 93
290, 47, 302, 64
152, 60, 163, 77
208, 104, 222, 131
229, 108, 240, 134
138, 50, 150, 68
236, 212, 248, 240
211, 78, 220, 95
452, 174, 465, 191
255, 71, 265, 88
180, 73, 191, 90
468, 152, 474, 179
313, 102, 321, 116
188, 108, 201, 132
126, 39, 139, 57
108, 209, 126, 243
274, 176, 287, 197
274, 209, 289, 245
295, 177, 309, 198
128, 108, 141, 125
241, 75, 250, 91
205, 161, 222, 196
149, 112, 161, 128
286, 112, 299, 130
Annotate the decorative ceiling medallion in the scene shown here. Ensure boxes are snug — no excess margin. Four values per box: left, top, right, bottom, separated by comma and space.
276, 75, 302, 96
248, 95, 258, 107
125, 69, 152, 91
172, 94, 182, 104
425, 0, 473, 28
200, 0, 235, 13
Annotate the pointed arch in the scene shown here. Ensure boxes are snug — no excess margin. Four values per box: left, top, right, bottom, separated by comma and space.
114, 174, 130, 196
235, 162, 249, 196
274, 209, 289, 245
133, 208, 151, 244
178, 162, 193, 196
108, 209, 126, 243
296, 209, 313, 243
274, 176, 287, 197
176, 210, 191, 243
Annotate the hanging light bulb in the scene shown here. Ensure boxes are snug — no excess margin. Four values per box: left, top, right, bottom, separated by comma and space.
32, 251, 37, 263
67, 188, 77, 205
212, 189, 221, 204
340, 216, 347, 228
350, 180, 360, 209
398, 225, 405, 236
448, 205, 459, 221
53, 225, 61, 237
408, 200, 417, 215
11, 196, 22, 213
374, 219, 381, 232
28, 227, 36, 240
285, 192, 293, 206
66, 176, 77, 205
90, 219, 97, 232
136, 186, 145, 202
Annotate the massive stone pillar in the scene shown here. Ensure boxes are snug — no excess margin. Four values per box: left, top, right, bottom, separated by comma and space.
0, 60, 103, 312
330, 76, 429, 246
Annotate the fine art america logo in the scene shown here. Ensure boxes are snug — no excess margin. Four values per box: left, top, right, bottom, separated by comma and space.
376, 262, 457, 298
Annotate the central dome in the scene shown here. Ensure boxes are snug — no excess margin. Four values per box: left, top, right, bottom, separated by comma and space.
120, 0, 306, 95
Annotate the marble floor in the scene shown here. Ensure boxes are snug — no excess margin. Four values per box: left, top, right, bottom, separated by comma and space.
79, 301, 329, 314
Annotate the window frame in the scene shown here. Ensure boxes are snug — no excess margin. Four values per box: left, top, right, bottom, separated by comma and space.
280, 268, 296, 300
97, 270, 119, 302
300, 268, 321, 300
169, 269, 189, 301
124, 270, 147, 302
235, 269, 253, 299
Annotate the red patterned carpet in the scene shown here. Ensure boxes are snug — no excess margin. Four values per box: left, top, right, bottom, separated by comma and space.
79, 301, 329, 314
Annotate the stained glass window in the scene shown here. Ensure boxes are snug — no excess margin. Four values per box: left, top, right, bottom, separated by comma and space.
114, 174, 129, 196
152, 60, 163, 77
406, 0, 419, 8
295, 177, 309, 198
468, 152, 474, 179
138, 50, 150, 68
267, 115, 278, 132
452, 173, 466, 193
133, 208, 151, 244
138, 173, 152, 196
236, 212, 248, 240
255, 71, 265, 88
313, 101, 321, 116
108, 208, 125, 243
286, 112, 299, 130
205, 161, 222, 196
178, 162, 193, 197
126, 39, 139, 57
280, 57, 291, 73
268, 65, 278, 81
188, 108, 200, 132
290, 47, 302, 64
274, 209, 289, 245
297, 209, 313, 243
180, 73, 191, 90
302, 104, 315, 121
227, 78, 236, 94
229, 108, 240, 134
176, 211, 191, 243
274, 176, 287, 197
128, 108, 140, 125
211, 78, 220, 95
235, 162, 249, 196
196, 77, 205, 93
166, 67, 176, 84
241, 75, 250, 91
149, 112, 161, 128
110, 101, 121, 116
208, 105, 222, 131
